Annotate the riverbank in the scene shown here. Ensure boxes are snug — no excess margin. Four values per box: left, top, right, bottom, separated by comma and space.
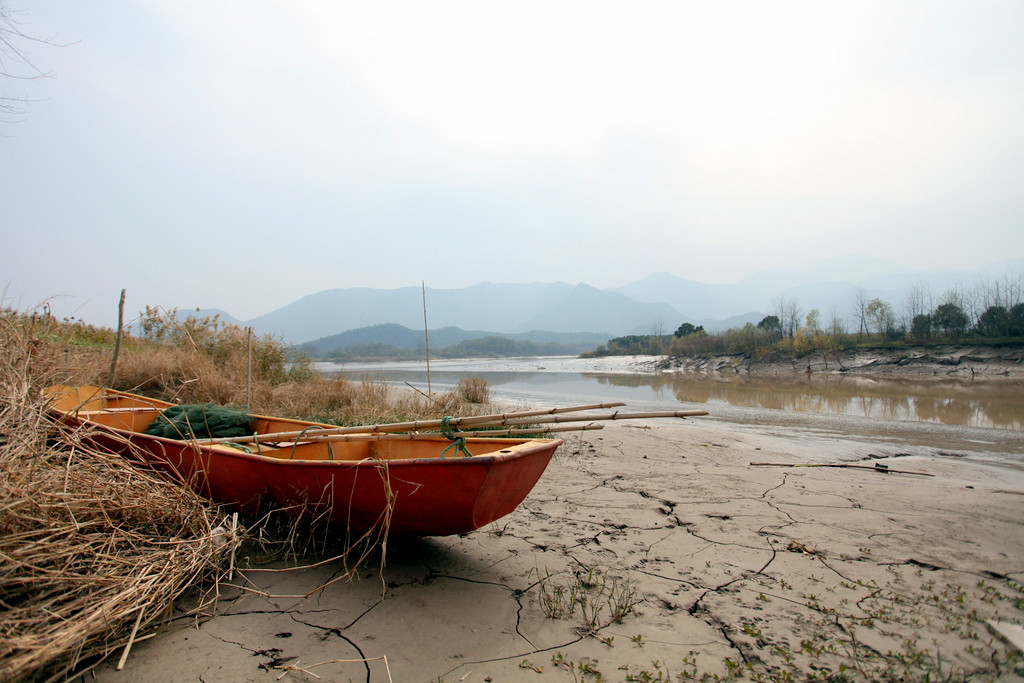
86, 415, 1024, 681
649, 344, 1024, 380
328, 345, 1024, 382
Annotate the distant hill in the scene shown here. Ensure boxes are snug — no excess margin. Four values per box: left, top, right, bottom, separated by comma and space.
299, 323, 608, 357
185, 255, 1024, 345
616, 255, 1024, 332
246, 282, 680, 343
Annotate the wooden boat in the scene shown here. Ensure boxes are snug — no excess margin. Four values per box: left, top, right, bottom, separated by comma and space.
45, 385, 562, 536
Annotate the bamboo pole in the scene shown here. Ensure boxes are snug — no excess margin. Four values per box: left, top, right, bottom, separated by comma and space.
296, 423, 604, 443
491, 410, 709, 427
422, 281, 431, 397
205, 401, 630, 444
246, 326, 252, 408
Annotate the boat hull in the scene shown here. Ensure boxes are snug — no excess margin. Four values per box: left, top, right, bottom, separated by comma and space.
46, 386, 561, 536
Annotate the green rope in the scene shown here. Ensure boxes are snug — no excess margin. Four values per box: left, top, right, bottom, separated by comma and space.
439, 415, 472, 458
290, 425, 319, 460
284, 426, 334, 460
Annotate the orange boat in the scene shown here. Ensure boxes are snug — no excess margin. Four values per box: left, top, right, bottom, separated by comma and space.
45, 385, 562, 536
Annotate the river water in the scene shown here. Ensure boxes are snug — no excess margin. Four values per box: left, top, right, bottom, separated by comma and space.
317, 355, 1024, 440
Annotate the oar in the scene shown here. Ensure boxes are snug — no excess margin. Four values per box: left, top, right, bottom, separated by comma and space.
206, 402, 628, 444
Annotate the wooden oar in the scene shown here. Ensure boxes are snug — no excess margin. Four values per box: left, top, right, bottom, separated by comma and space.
206, 402, 628, 445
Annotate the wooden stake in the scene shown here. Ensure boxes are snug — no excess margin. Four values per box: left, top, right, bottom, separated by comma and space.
106, 289, 126, 388
246, 326, 253, 408
422, 281, 431, 397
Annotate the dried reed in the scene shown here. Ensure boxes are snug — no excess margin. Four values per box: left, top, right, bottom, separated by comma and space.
0, 310, 242, 681
0, 305, 507, 679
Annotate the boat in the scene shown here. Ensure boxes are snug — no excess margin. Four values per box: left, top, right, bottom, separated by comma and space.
45, 385, 562, 536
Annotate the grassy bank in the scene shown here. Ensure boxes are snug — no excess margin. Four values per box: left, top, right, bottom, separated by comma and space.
0, 308, 494, 680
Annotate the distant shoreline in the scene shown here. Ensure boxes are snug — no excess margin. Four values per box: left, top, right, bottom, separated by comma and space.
317, 345, 1024, 382
646, 344, 1024, 381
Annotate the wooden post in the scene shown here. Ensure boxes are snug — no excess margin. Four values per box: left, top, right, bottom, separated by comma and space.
106, 289, 126, 387
422, 281, 432, 397
246, 326, 253, 407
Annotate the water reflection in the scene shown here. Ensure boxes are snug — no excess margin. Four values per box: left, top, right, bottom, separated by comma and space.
327, 364, 1024, 430
589, 373, 1021, 430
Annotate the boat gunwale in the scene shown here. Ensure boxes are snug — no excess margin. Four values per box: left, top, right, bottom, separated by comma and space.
46, 386, 562, 468
80, 422, 561, 467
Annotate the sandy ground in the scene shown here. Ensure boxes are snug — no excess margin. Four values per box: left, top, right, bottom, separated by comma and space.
84, 412, 1024, 682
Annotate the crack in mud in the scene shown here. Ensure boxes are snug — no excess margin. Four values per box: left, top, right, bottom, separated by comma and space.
207, 634, 297, 672
286, 614, 371, 682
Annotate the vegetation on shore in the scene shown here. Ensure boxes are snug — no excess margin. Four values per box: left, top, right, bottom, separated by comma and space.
320, 335, 587, 362
586, 276, 1024, 359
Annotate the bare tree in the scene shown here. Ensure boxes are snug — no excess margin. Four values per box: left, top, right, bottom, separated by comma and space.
785, 298, 802, 338
851, 288, 869, 337
648, 319, 666, 354
1002, 269, 1023, 308
974, 271, 1023, 317
903, 280, 933, 329
1, 4, 53, 122
828, 306, 846, 336
771, 294, 803, 338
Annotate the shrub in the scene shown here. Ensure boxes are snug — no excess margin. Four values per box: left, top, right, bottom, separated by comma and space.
456, 376, 490, 404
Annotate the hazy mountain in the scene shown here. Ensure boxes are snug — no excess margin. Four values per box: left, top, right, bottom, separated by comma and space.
300, 323, 608, 355
613, 274, 754, 321
738, 254, 913, 292
512, 284, 680, 335
195, 256, 1022, 344
617, 256, 1024, 332
247, 282, 680, 343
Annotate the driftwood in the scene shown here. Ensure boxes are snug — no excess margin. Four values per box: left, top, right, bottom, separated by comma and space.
750, 461, 934, 477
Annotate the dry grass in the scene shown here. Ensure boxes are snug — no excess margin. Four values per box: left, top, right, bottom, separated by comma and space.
456, 376, 490, 404
0, 306, 499, 680
39, 307, 493, 425
0, 310, 242, 680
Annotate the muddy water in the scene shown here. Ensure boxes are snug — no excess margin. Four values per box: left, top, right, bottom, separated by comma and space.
323, 357, 1023, 430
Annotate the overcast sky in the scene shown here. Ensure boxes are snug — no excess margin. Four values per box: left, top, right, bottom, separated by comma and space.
3, 1, 1023, 326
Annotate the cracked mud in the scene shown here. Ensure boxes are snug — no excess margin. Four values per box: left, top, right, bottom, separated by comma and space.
89, 417, 1024, 682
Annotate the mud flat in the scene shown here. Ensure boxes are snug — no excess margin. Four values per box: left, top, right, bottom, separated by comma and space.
86, 409, 1024, 682
652, 345, 1024, 381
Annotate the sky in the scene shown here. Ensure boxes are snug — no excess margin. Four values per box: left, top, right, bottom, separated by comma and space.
2, 1, 1023, 327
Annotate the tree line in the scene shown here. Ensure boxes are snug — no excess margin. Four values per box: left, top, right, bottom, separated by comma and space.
585, 271, 1024, 358
325, 336, 586, 362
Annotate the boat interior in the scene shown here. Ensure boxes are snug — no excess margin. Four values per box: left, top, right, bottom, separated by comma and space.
45, 385, 533, 462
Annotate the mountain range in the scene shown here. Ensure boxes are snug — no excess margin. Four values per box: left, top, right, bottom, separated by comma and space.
198, 255, 1023, 347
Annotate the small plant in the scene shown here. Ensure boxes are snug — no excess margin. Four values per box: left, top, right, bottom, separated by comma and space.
455, 376, 490, 403
535, 565, 641, 635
